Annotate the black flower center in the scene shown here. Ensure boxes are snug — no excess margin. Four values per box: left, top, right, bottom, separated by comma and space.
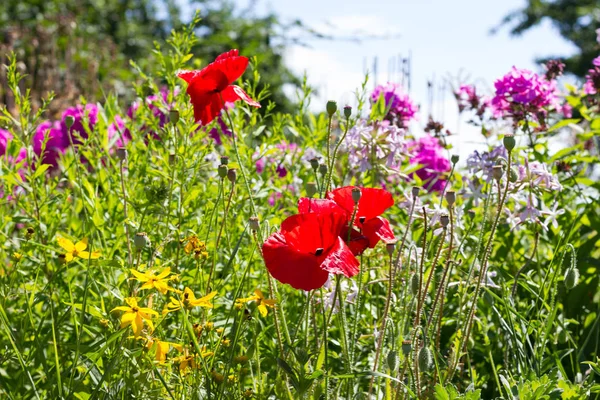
359, 216, 366, 224
314, 248, 324, 256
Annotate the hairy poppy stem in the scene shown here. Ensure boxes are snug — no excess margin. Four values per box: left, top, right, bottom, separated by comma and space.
327, 114, 352, 193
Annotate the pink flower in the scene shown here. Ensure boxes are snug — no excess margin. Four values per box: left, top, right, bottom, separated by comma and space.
108, 115, 131, 149
408, 135, 451, 192
370, 82, 418, 127
33, 121, 68, 168
61, 104, 99, 144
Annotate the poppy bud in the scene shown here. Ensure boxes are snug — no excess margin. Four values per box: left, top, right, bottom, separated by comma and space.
326, 101, 337, 117
309, 158, 319, 171
418, 347, 433, 372
319, 163, 328, 176
386, 241, 396, 257
492, 165, 504, 181
220, 156, 229, 165
410, 274, 420, 296
227, 168, 237, 183
387, 350, 399, 372
169, 109, 180, 125
440, 214, 449, 228
503, 134, 516, 152
343, 105, 352, 119
451, 154, 459, 165
134, 232, 150, 249
412, 186, 421, 198
218, 164, 228, 178
116, 147, 128, 162
169, 153, 177, 166
509, 167, 518, 183
249, 217, 260, 232
306, 182, 317, 198
351, 187, 362, 204
65, 115, 75, 129
564, 267, 579, 290
445, 190, 456, 206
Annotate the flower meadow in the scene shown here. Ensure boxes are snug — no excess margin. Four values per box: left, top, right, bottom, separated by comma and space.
1, 24, 600, 400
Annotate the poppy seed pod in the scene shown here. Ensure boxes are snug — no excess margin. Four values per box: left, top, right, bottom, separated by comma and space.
169, 153, 177, 166
503, 134, 516, 151
218, 164, 228, 178
509, 167, 518, 183
386, 241, 396, 257
309, 158, 319, 171
227, 168, 237, 183
319, 163, 328, 176
169, 109, 180, 125
249, 217, 260, 232
343, 105, 352, 119
220, 156, 229, 165
451, 154, 459, 165
134, 232, 150, 249
326, 101, 337, 117
65, 115, 75, 129
418, 347, 433, 372
351, 187, 362, 204
440, 214, 450, 228
412, 186, 421, 198
401, 340, 412, 356
492, 165, 504, 181
306, 182, 317, 198
116, 147, 128, 162
445, 190, 456, 206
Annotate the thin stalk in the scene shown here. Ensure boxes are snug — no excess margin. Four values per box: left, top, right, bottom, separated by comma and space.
119, 159, 133, 267
327, 115, 351, 192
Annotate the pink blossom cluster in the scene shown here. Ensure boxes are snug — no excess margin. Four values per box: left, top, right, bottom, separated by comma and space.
370, 82, 418, 128
584, 56, 600, 96
455, 84, 491, 116
408, 135, 451, 192
491, 67, 559, 122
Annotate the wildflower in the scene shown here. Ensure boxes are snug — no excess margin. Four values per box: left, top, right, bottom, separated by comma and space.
177, 49, 261, 125
130, 267, 174, 294
163, 288, 216, 314
57, 236, 101, 262
33, 121, 68, 169
12, 252, 22, 262
111, 297, 157, 337
584, 57, 600, 95
175, 354, 196, 374
201, 345, 214, 358
243, 388, 254, 398
60, 103, 99, 144
262, 212, 359, 291
147, 338, 183, 363
234, 355, 249, 364
212, 370, 225, 384
542, 202, 565, 230
235, 289, 276, 317
408, 135, 451, 192
184, 235, 209, 259
370, 82, 418, 127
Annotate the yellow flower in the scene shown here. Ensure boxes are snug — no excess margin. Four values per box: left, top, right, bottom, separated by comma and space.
57, 237, 101, 262
201, 345, 214, 358
175, 354, 196, 374
235, 289, 276, 317
163, 287, 216, 314
111, 297, 157, 337
147, 338, 183, 363
183, 235, 208, 259
130, 267, 173, 294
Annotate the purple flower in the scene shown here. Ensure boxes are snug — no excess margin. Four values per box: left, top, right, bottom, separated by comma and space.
491, 67, 559, 122
33, 121, 68, 168
128, 88, 178, 140
253, 141, 301, 178
208, 116, 232, 145
584, 58, 600, 95
455, 84, 490, 117
61, 104, 99, 144
0, 128, 12, 157
108, 115, 131, 149
408, 135, 451, 191
370, 82, 418, 127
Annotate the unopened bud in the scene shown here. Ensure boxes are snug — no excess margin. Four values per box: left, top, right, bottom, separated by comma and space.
387, 350, 399, 372
306, 182, 318, 198
351, 187, 362, 204
227, 168, 237, 183
343, 105, 352, 119
445, 190, 456, 206
249, 217, 260, 231
220, 156, 229, 165
440, 214, 449, 228
169, 109, 180, 125
564, 267, 579, 290
386, 241, 396, 257
412, 186, 421, 198
218, 164, 228, 178
319, 163, 328, 176
65, 115, 75, 129
134, 232, 150, 249
503, 134, 516, 152
509, 167, 518, 183
326, 101, 337, 117
451, 154, 459, 165
492, 165, 504, 181
169, 153, 176, 165
116, 147, 128, 161
410, 274, 420, 296
309, 158, 319, 171
418, 347, 433, 372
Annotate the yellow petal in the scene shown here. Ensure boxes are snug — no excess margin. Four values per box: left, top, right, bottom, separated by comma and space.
254, 289, 265, 300
139, 307, 158, 317
183, 287, 196, 301
125, 297, 138, 308
262, 299, 277, 307
155, 341, 169, 362
75, 238, 88, 252
145, 317, 154, 333
131, 314, 143, 337
257, 304, 268, 317
111, 306, 132, 313
155, 268, 171, 280
78, 251, 100, 260
58, 237, 75, 252
120, 312, 136, 328
64, 252, 74, 263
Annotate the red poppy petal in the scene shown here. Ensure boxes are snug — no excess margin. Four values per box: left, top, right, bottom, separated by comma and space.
262, 232, 330, 291
339, 225, 369, 256
320, 236, 360, 278
362, 217, 395, 249
191, 93, 223, 125
215, 49, 239, 61
298, 198, 344, 215
177, 70, 200, 84
213, 55, 249, 85
221, 86, 261, 108
328, 187, 394, 224
281, 213, 341, 254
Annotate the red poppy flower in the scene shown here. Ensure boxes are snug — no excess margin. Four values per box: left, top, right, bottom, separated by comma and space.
298, 187, 395, 255
262, 212, 359, 291
177, 49, 260, 125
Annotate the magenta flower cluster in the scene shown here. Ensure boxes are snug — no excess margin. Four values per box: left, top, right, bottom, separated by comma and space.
491, 67, 559, 122
455, 84, 491, 116
371, 82, 418, 128
408, 135, 451, 192
584, 56, 600, 96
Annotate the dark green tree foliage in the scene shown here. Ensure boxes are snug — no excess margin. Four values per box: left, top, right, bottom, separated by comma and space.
498, 0, 600, 77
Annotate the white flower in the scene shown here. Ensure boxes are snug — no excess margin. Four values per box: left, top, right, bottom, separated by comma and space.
542, 201, 565, 230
